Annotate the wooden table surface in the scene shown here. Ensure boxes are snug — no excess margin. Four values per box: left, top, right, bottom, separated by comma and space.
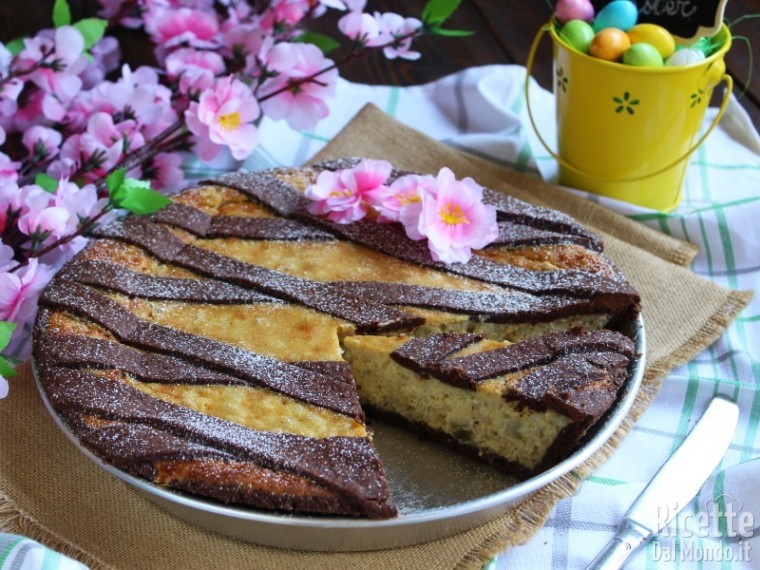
1, 0, 758, 128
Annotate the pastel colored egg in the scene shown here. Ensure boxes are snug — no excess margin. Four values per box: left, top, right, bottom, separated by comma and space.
627, 23, 676, 58
665, 47, 706, 66
623, 42, 664, 67
593, 0, 638, 32
560, 19, 596, 53
555, 0, 595, 23
589, 28, 631, 61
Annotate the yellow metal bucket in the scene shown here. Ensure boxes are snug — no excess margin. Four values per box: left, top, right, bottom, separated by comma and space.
526, 22, 733, 211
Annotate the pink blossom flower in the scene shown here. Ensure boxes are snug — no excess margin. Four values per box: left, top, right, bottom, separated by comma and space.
165, 48, 225, 95
0, 152, 20, 186
0, 182, 25, 234
221, 26, 270, 77
46, 157, 77, 182
343, 0, 367, 9
150, 152, 186, 192
79, 36, 122, 89
105, 66, 177, 138
368, 173, 437, 229
259, 42, 337, 130
0, 241, 14, 272
144, 6, 220, 50
0, 77, 23, 119
0, 259, 56, 356
60, 112, 144, 181
375, 12, 423, 60
16, 186, 71, 243
411, 168, 498, 264
305, 159, 392, 224
218, 2, 254, 31
185, 75, 260, 161
260, 0, 313, 31
338, 11, 388, 47
0, 43, 12, 73
10, 90, 50, 133
22, 126, 63, 159
16, 27, 87, 121
52, 179, 106, 234
45, 179, 112, 258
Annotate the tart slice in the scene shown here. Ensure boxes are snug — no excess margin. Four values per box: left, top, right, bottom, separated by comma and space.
343, 329, 635, 479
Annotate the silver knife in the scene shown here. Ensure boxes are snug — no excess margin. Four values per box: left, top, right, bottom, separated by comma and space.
585, 395, 739, 570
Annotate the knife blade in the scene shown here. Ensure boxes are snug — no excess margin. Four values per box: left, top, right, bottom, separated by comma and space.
585, 395, 739, 570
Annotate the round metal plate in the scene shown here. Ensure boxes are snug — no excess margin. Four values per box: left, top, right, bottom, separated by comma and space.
35, 316, 645, 552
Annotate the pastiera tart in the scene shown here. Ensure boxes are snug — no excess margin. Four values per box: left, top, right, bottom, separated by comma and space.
33, 158, 640, 519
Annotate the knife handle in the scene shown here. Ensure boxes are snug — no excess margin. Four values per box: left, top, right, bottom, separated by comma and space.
585, 521, 649, 570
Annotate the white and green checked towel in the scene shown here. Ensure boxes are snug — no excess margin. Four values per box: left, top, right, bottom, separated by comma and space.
0, 534, 86, 570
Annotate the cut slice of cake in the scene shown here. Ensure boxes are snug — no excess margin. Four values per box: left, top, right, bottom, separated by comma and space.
343, 329, 635, 479
33, 158, 640, 520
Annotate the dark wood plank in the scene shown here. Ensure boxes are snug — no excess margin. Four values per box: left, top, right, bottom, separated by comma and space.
722, 1, 760, 128
0, 1, 756, 129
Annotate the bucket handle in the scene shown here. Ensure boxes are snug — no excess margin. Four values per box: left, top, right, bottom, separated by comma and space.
524, 22, 734, 184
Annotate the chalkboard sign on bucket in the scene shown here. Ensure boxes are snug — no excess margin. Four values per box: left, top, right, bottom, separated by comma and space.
525, 20, 733, 211
590, 0, 729, 41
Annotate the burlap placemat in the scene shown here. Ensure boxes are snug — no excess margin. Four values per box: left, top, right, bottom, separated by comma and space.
0, 104, 752, 570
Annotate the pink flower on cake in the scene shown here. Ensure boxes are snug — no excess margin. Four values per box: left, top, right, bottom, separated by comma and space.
368, 173, 436, 228
185, 75, 260, 161
305, 159, 392, 224
413, 168, 498, 264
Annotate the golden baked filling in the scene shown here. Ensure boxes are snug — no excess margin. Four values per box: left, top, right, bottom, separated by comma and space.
33, 159, 639, 519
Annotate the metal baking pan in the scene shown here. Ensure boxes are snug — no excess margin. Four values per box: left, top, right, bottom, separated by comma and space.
35, 316, 645, 552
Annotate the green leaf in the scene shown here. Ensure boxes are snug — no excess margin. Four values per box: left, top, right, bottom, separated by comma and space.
5, 38, 26, 56
52, 0, 72, 27
428, 27, 473, 37
0, 356, 17, 378
294, 31, 341, 54
35, 173, 59, 193
421, 0, 462, 26
113, 179, 172, 215
0, 322, 17, 352
74, 18, 107, 50
106, 168, 126, 195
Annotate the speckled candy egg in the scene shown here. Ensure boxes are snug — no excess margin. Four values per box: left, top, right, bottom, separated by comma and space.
665, 47, 706, 66
556, 0, 595, 23
623, 42, 664, 67
593, 0, 638, 32
627, 23, 676, 58
560, 19, 596, 53
589, 28, 631, 61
